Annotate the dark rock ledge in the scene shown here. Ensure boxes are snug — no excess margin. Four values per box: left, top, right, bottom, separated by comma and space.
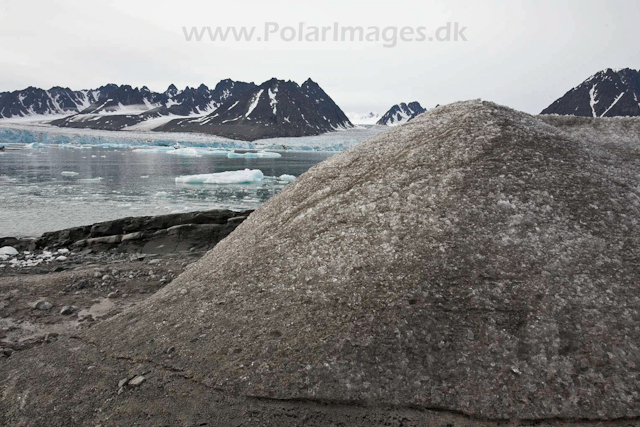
0, 209, 253, 255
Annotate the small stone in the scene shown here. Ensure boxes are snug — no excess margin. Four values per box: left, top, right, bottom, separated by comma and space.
148, 259, 162, 265
118, 378, 129, 388
128, 375, 145, 387
35, 301, 53, 310
0, 246, 18, 256
60, 305, 77, 315
56, 256, 68, 261
107, 292, 119, 299
166, 346, 175, 354
94, 271, 103, 278
102, 275, 112, 281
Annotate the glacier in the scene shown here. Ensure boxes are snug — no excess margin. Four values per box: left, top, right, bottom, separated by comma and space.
0, 119, 387, 152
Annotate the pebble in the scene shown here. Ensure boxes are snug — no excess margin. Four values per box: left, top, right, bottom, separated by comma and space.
0, 246, 19, 256
35, 301, 53, 310
128, 375, 145, 387
107, 292, 119, 299
102, 275, 112, 281
56, 256, 68, 261
148, 259, 162, 265
60, 305, 77, 315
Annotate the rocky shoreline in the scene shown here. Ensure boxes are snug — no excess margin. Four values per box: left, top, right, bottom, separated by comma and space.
0, 209, 251, 359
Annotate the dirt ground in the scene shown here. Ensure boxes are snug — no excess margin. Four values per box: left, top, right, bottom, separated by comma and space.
0, 251, 202, 357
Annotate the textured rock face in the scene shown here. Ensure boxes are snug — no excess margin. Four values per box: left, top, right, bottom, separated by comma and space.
2, 100, 640, 425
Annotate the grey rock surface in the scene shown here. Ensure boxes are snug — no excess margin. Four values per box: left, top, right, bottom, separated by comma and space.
2, 100, 640, 425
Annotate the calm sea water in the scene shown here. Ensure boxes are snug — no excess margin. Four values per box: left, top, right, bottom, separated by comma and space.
0, 146, 332, 237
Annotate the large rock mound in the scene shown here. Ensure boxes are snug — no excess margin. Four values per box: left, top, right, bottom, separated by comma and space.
3, 100, 640, 425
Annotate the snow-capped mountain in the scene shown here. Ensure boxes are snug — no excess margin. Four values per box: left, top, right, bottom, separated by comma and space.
346, 111, 382, 125
541, 68, 640, 117
0, 86, 99, 118
376, 102, 426, 126
49, 80, 257, 131
157, 78, 353, 140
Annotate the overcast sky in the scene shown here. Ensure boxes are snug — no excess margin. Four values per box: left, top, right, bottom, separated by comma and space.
0, 0, 638, 114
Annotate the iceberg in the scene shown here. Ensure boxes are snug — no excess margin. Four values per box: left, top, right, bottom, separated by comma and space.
227, 150, 282, 159
61, 171, 79, 177
175, 169, 264, 185
278, 174, 296, 182
24, 142, 46, 149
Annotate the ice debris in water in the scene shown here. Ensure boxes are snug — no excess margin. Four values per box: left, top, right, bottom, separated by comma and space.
166, 147, 201, 158
278, 174, 296, 182
175, 169, 264, 185
133, 147, 230, 157
61, 171, 79, 177
24, 142, 45, 149
227, 150, 282, 159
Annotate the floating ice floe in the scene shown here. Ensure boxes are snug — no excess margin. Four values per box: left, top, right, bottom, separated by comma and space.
24, 142, 46, 149
78, 177, 103, 183
278, 174, 296, 182
0, 246, 19, 256
155, 191, 169, 198
175, 169, 264, 185
61, 171, 79, 177
227, 150, 282, 159
166, 148, 202, 157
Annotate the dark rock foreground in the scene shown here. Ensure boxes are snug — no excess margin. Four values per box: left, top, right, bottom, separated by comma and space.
2, 100, 640, 426
1, 209, 252, 255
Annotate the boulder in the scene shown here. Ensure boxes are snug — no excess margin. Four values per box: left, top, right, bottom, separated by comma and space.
2, 101, 640, 425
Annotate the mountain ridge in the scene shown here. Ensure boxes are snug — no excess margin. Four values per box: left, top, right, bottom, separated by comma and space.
541, 68, 640, 117
376, 101, 426, 125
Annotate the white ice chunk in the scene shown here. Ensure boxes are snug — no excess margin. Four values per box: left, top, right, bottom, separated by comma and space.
175, 169, 264, 185
57, 248, 70, 254
166, 148, 201, 157
61, 171, 79, 177
227, 151, 282, 159
0, 246, 19, 256
278, 174, 296, 182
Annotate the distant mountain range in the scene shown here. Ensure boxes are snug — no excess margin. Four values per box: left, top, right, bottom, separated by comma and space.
376, 102, 426, 126
157, 78, 352, 140
541, 68, 640, 117
0, 78, 352, 139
